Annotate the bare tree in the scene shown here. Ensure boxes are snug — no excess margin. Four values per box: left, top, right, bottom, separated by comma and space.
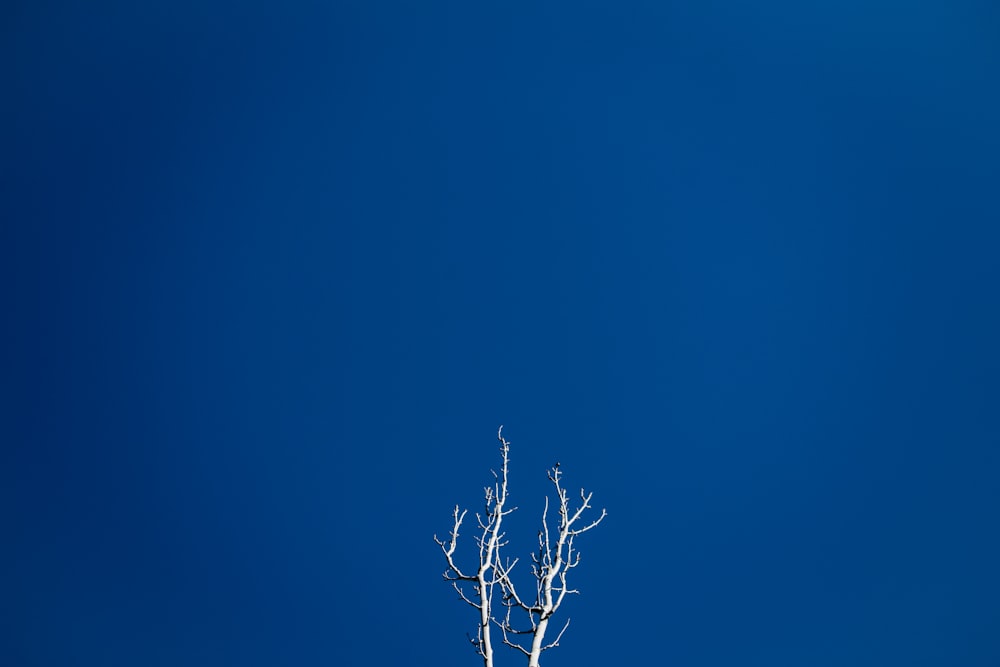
435, 427, 606, 667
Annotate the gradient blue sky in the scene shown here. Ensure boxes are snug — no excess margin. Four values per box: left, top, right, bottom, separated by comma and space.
3, 1, 1000, 666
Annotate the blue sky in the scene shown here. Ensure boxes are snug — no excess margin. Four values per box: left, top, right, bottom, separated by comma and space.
3, 1, 999, 665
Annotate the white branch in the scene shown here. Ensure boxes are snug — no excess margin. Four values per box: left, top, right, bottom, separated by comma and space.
438, 429, 606, 667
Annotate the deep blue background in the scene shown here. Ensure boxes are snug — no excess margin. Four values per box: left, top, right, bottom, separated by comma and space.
3, 1, 999, 665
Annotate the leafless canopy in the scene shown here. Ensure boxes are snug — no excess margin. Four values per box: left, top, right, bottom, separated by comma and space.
434, 427, 606, 667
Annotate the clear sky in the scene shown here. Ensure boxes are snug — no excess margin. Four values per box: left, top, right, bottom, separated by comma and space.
3, 1, 999, 666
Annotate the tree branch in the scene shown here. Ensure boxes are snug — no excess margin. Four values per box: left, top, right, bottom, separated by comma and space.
437, 429, 605, 667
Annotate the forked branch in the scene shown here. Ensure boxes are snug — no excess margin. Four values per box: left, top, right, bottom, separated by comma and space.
494, 463, 606, 667
434, 427, 516, 667
436, 428, 605, 667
